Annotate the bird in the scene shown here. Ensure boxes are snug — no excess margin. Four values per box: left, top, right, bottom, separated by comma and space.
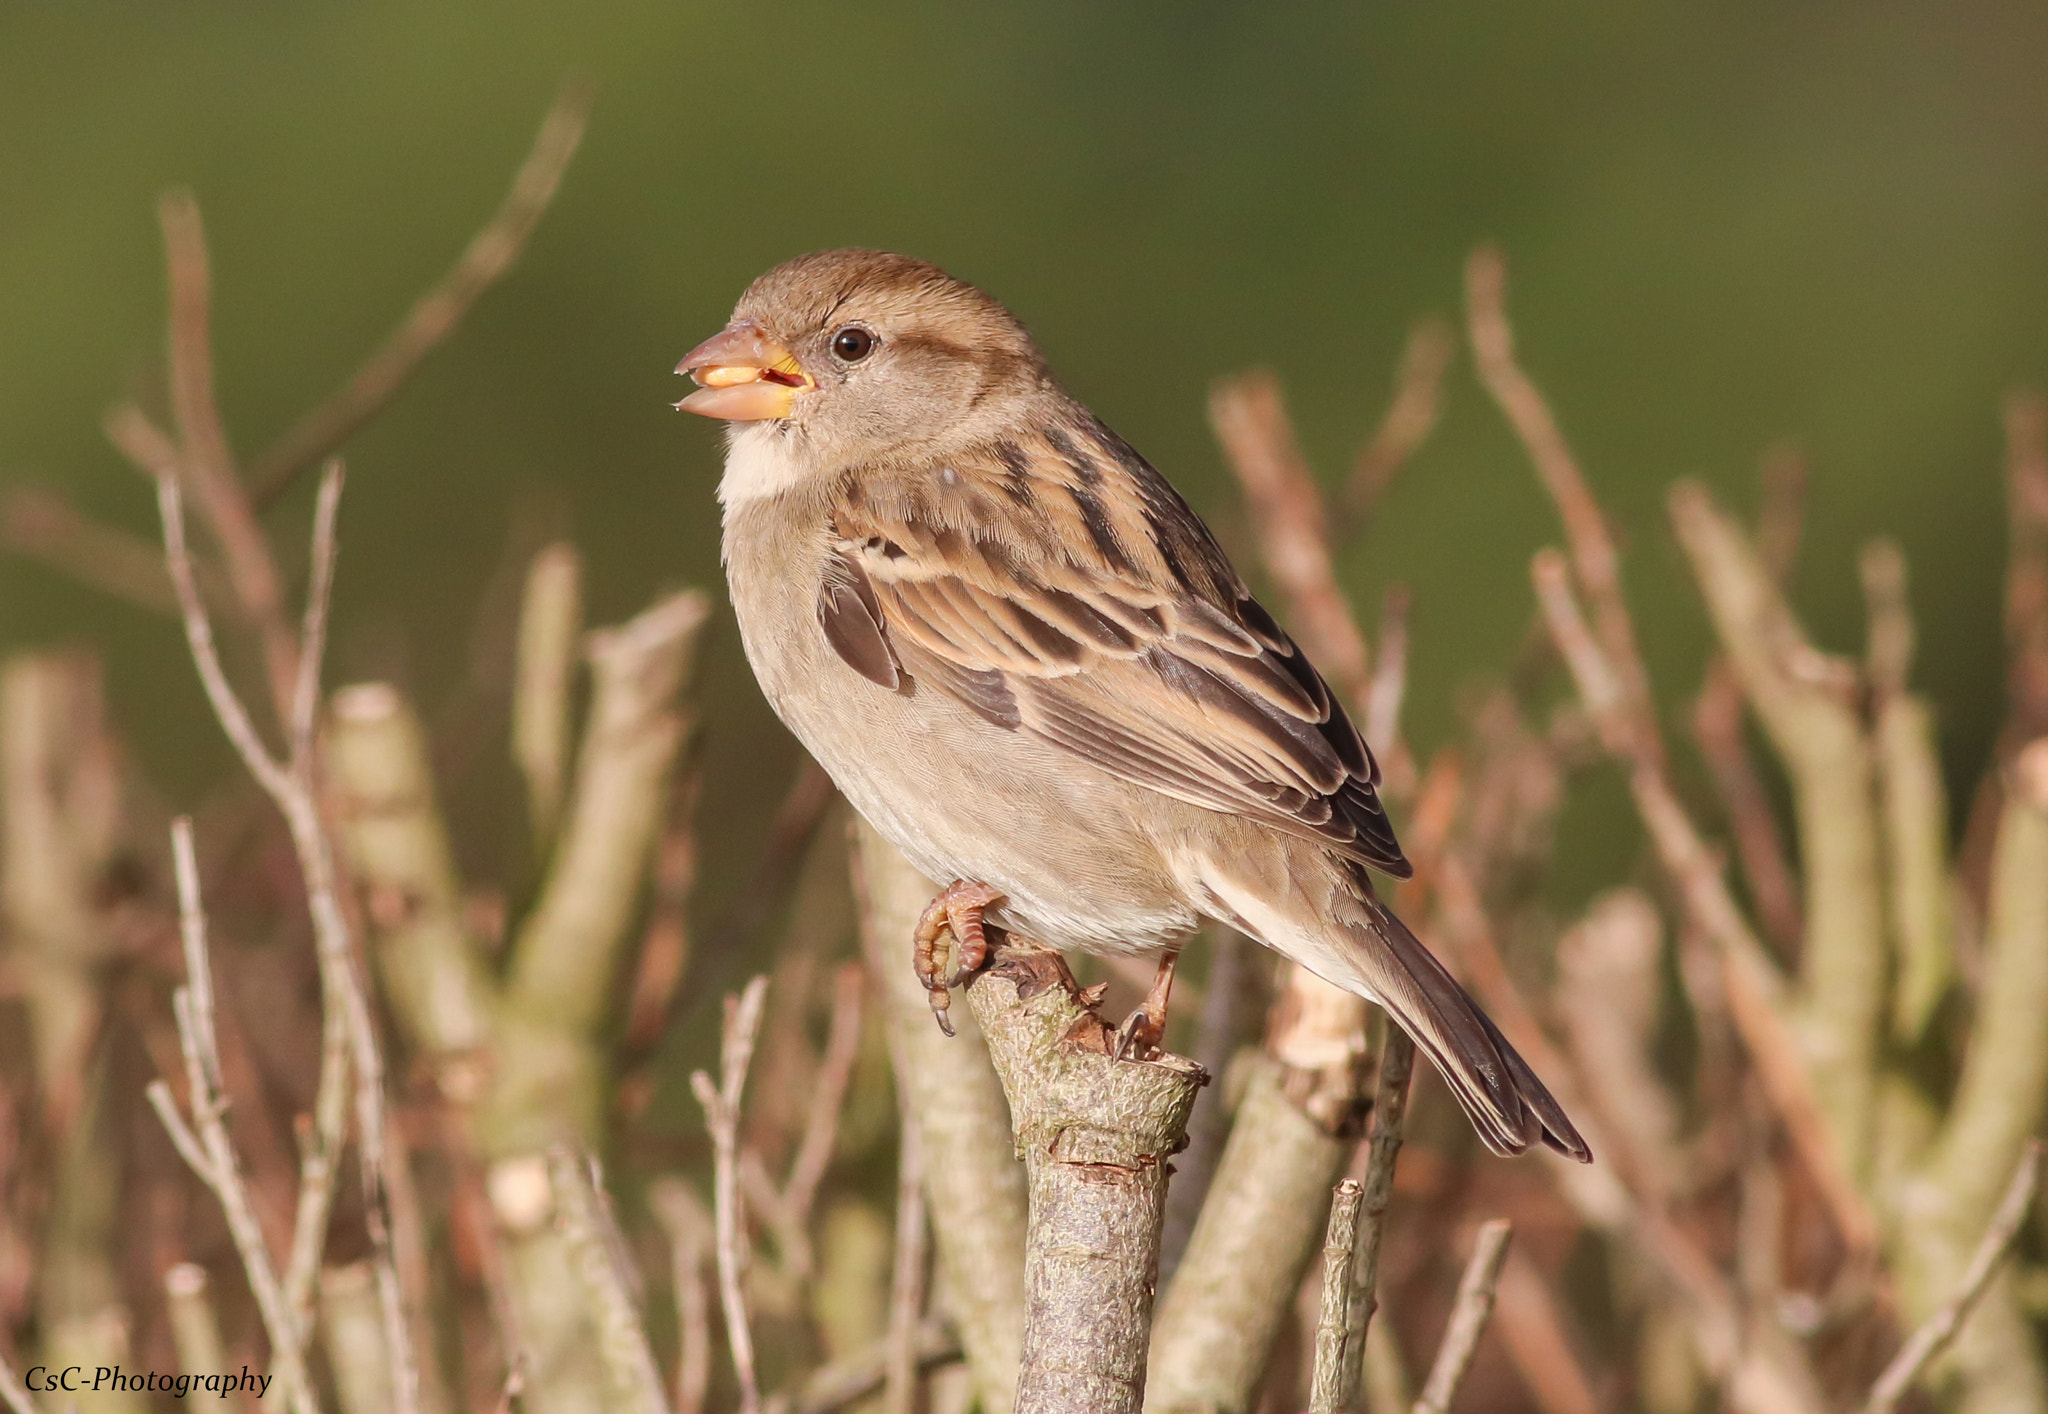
676, 248, 1588, 1161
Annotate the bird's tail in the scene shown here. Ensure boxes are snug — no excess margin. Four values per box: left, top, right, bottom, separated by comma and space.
1334, 896, 1590, 1162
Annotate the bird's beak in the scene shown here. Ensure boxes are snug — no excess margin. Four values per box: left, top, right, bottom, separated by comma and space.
673, 322, 812, 420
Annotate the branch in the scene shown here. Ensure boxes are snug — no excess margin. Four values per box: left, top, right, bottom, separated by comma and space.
649, 1179, 714, 1414
690, 976, 770, 1414
148, 820, 317, 1414
1864, 1142, 2044, 1414
0, 484, 188, 614
1669, 481, 1886, 1175
511, 543, 583, 852
326, 683, 497, 1068
164, 1262, 229, 1378
1860, 541, 1955, 1042
320, 1264, 397, 1414
1346, 1026, 1415, 1401
548, 1149, 673, 1414
504, 589, 710, 1036
1467, 247, 1656, 756
1209, 369, 1371, 707
1922, 741, 2048, 1228
1308, 1178, 1365, 1414
882, 1106, 929, 1414
794, 1325, 961, 1414
159, 463, 419, 1400
247, 81, 593, 502
151, 192, 299, 718
1341, 315, 1455, 530
0, 1352, 42, 1414
1149, 967, 1367, 1414
1530, 548, 1879, 1255
1413, 1220, 1513, 1414
850, 823, 1025, 1414
962, 945, 1204, 1414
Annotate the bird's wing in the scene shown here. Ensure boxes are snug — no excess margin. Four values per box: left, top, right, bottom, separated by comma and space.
819, 415, 1411, 877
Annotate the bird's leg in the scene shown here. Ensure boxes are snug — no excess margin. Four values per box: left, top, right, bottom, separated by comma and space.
1112, 947, 1181, 1061
912, 878, 1004, 1036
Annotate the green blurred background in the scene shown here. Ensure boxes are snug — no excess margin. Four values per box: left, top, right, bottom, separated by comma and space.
4, 0, 2045, 920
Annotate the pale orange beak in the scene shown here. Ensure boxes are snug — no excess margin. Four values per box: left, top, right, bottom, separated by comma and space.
674, 323, 812, 420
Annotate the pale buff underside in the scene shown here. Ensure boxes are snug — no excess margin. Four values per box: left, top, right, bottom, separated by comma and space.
718, 434, 1383, 999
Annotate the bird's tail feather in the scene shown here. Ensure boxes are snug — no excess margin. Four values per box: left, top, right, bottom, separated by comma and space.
1339, 898, 1591, 1163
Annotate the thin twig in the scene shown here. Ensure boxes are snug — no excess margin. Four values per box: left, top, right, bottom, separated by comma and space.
155, 191, 300, 718
0, 484, 189, 613
159, 462, 419, 1399
249, 81, 593, 503
0, 1351, 41, 1414
794, 1324, 961, 1414
1309, 1178, 1364, 1414
883, 1105, 929, 1414
690, 976, 771, 1414
1209, 369, 1372, 707
511, 543, 583, 852
150, 819, 317, 1414
290, 461, 344, 764
1413, 1220, 1514, 1414
776, 962, 866, 1276
548, 1149, 672, 1414
1341, 315, 1455, 529
649, 1179, 713, 1414
1346, 1027, 1415, 1406
688, 756, 837, 1018
1862, 1141, 2044, 1414
1531, 549, 1880, 1255
1467, 247, 1658, 763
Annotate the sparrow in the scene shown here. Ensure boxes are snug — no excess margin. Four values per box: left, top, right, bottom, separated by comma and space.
677, 249, 1588, 1161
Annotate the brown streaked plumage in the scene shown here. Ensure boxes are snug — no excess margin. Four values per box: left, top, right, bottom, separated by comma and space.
677, 248, 1589, 1161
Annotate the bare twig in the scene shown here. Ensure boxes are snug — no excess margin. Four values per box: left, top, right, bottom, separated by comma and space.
1863, 1142, 2044, 1414
851, 824, 1025, 1414
153, 192, 300, 718
767, 962, 867, 1277
1467, 247, 1656, 757
795, 1325, 961, 1414
649, 1180, 714, 1414
1346, 1026, 1415, 1405
883, 1106, 929, 1414
1531, 549, 1879, 1255
1308, 1178, 1364, 1414
0, 1351, 42, 1414
148, 819, 315, 1414
1413, 1220, 1513, 1414
158, 461, 420, 1402
164, 1262, 229, 1378
1149, 965, 1368, 1413
511, 543, 583, 851
962, 946, 1204, 1414
1341, 315, 1455, 529
0, 484, 185, 613
248, 81, 593, 502
1690, 662, 1805, 959
690, 976, 770, 1414
689, 756, 838, 1016
1209, 369, 1372, 707
1491, 1250, 1601, 1414
547, 1149, 672, 1414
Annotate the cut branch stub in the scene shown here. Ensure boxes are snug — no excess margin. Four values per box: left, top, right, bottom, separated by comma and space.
962, 946, 1204, 1414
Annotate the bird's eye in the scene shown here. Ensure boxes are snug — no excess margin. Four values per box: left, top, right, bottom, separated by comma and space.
831, 326, 876, 362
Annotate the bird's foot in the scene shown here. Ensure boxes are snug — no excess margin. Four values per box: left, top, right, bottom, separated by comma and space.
912, 879, 1004, 1036
1110, 948, 1181, 1061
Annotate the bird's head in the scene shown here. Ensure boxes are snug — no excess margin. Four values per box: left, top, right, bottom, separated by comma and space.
676, 249, 1049, 465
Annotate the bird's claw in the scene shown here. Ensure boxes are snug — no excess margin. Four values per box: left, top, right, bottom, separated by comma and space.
912, 879, 1004, 1035
1111, 1007, 1163, 1062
